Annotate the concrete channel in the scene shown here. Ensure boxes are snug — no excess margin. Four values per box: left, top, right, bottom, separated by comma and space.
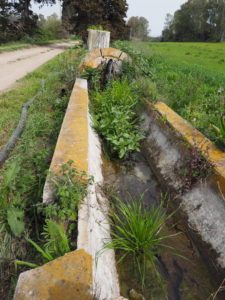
13, 36, 225, 299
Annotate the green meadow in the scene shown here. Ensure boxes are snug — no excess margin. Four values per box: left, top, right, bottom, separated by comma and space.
127, 42, 225, 149
146, 42, 225, 75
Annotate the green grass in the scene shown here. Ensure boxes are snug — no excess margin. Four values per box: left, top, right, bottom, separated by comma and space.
0, 39, 70, 54
140, 42, 225, 75
0, 45, 78, 150
0, 41, 33, 54
114, 41, 225, 149
0, 47, 85, 299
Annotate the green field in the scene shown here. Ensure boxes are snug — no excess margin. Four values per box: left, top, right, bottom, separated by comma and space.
118, 41, 225, 149
143, 42, 225, 75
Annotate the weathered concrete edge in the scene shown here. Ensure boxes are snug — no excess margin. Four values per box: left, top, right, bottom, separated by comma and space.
154, 102, 225, 198
13, 249, 93, 300
77, 113, 120, 299
143, 102, 225, 280
43, 78, 89, 204
87, 30, 111, 51
14, 79, 92, 300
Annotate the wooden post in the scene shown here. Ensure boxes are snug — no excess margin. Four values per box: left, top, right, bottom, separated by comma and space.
87, 29, 110, 50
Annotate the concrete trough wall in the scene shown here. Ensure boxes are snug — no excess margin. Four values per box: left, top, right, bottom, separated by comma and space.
142, 102, 225, 282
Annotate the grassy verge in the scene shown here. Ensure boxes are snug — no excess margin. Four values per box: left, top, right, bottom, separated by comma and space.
0, 47, 86, 299
0, 44, 77, 149
0, 39, 71, 54
113, 41, 225, 149
0, 41, 33, 53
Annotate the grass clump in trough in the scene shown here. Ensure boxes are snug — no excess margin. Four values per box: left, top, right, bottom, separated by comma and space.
91, 79, 145, 159
104, 196, 179, 289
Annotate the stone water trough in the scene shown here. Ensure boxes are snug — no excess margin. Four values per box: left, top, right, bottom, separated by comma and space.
13, 47, 130, 300
13, 31, 225, 299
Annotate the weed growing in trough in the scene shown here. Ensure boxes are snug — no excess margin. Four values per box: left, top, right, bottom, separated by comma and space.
178, 144, 214, 192
103, 196, 179, 289
91, 79, 145, 158
82, 66, 102, 91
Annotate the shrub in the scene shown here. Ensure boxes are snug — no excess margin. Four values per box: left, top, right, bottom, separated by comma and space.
36, 13, 68, 42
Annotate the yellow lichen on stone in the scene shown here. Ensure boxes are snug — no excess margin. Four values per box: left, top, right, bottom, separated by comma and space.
49, 78, 88, 175
101, 48, 123, 59
13, 249, 93, 300
80, 47, 129, 71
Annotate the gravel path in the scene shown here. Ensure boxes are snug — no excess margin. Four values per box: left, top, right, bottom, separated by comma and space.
0, 41, 78, 93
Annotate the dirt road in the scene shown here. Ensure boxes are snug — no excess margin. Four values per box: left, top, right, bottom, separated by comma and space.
0, 41, 78, 93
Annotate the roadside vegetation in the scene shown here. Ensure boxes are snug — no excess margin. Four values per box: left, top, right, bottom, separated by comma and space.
0, 41, 34, 54
0, 13, 78, 54
0, 46, 86, 299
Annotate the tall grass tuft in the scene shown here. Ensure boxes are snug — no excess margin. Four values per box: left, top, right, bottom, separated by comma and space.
104, 196, 179, 288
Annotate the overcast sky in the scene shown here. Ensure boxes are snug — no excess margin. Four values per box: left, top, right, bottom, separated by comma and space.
32, 0, 187, 37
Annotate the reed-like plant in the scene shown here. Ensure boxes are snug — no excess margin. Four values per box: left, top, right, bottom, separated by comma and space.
14, 219, 71, 269
104, 196, 179, 288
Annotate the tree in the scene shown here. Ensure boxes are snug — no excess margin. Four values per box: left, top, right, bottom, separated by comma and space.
62, 0, 128, 40
0, 0, 57, 43
37, 13, 66, 39
127, 16, 150, 41
161, 13, 174, 41
161, 0, 225, 42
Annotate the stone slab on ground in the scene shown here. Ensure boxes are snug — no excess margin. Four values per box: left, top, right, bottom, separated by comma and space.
13, 249, 93, 300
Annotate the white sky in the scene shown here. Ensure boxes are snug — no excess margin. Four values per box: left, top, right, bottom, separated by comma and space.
31, 0, 187, 37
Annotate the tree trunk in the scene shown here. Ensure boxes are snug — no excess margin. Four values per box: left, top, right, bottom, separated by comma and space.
24, 0, 30, 18
220, 1, 225, 42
